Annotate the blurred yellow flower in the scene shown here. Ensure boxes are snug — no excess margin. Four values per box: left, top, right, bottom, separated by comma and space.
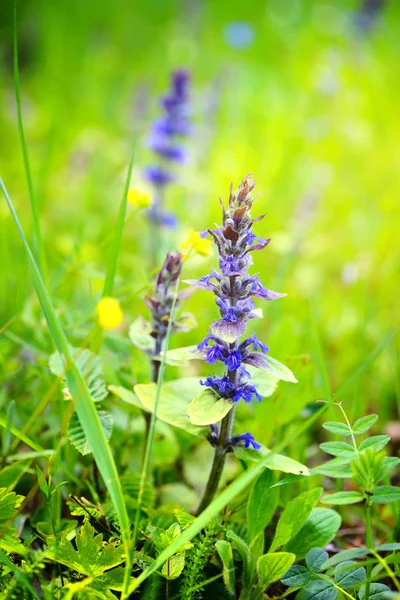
181, 229, 213, 259
127, 187, 152, 209
97, 297, 124, 329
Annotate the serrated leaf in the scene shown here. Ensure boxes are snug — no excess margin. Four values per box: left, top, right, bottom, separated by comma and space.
359, 435, 390, 452
371, 485, 400, 504
304, 579, 338, 600
359, 583, 392, 600
352, 415, 378, 435
322, 422, 352, 436
306, 548, 329, 573
68, 410, 113, 455
161, 553, 186, 579
128, 317, 155, 353
334, 561, 366, 589
247, 469, 278, 543
270, 488, 322, 552
187, 389, 233, 425
321, 491, 364, 505
0, 488, 24, 528
0, 532, 27, 555
234, 447, 309, 475
216, 540, 235, 596
281, 565, 311, 587
133, 378, 206, 437
285, 508, 341, 558
49, 348, 108, 402
320, 442, 356, 458
47, 520, 124, 582
257, 552, 295, 590
254, 355, 298, 383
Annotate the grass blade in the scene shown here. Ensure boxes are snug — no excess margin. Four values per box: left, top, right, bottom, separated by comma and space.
0, 178, 132, 599
13, 5, 47, 282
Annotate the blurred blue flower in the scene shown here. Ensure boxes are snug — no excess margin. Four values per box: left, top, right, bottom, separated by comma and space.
224, 21, 255, 50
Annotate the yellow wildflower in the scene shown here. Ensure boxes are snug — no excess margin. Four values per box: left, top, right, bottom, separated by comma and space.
127, 187, 152, 209
180, 229, 213, 260
97, 297, 124, 330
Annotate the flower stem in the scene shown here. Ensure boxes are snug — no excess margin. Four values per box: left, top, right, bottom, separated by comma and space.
364, 498, 374, 600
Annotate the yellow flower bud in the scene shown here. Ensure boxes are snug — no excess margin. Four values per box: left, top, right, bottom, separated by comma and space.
97, 297, 124, 330
127, 188, 152, 209
180, 229, 213, 259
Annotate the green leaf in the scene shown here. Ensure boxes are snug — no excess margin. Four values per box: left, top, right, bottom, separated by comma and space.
371, 485, 400, 504
161, 345, 203, 366
319, 442, 356, 458
254, 355, 298, 383
306, 548, 329, 573
173, 312, 198, 333
270, 488, 322, 552
303, 580, 338, 600
247, 469, 278, 543
109, 385, 145, 411
47, 520, 124, 583
321, 491, 364, 505
161, 553, 186, 579
215, 540, 235, 596
375, 543, 400, 551
128, 317, 155, 353
245, 365, 279, 397
49, 348, 108, 402
36, 467, 50, 502
234, 447, 310, 475
257, 552, 295, 591
380, 457, 400, 478
359, 435, 390, 452
281, 565, 311, 587
68, 410, 113, 455
133, 378, 206, 437
321, 548, 369, 569
313, 459, 353, 478
322, 422, 352, 436
285, 508, 341, 558
352, 415, 378, 435
0, 487, 24, 529
187, 389, 233, 426
359, 583, 392, 600
334, 561, 366, 589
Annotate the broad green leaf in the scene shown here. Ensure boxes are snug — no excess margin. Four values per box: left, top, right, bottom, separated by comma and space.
359, 435, 390, 452
128, 316, 155, 353
133, 378, 205, 437
234, 447, 309, 476
270, 488, 322, 552
47, 521, 124, 585
247, 469, 278, 543
161, 345, 203, 365
215, 540, 235, 596
359, 583, 392, 600
371, 485, 400, 504
68, 410, 113, 456
245, 365, 279, 397
334, 561, 366, 589
319, 442, 356, 458
303, 580, 338, 600
187, 389, 233, 425
352, 415, 378, 435
321, 491, 364, 505
285, 508, 341, 558
161, 553, 185, 579
49, 348, 108, 402
281, 565, 311, 587
109, 385, 145, 411
322, 422, 352, 436
257, 552, 295, 590
321, 548, 369, 569
306, 548, 329, 573
255, 355, 298, 383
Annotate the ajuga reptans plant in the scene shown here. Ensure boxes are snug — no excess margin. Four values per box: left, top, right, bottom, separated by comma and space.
189, 174, 286, 513
145, 69, 191, 228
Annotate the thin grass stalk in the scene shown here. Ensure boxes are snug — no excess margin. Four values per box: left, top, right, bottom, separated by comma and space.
132, 278, 180, 549
91, 143, 136, 354
0, 178, 132, 599
128, 407, 324, 594
13, 6, 47, 282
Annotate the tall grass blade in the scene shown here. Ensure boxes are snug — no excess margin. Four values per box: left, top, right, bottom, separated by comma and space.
0, 178, 132, 599
13, 6, 47, 282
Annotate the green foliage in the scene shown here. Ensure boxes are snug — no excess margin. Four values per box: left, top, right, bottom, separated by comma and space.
187, 389, 233, 426
285, 509, 341, 558
215, 540, 235, 597
256, 552, 295, 593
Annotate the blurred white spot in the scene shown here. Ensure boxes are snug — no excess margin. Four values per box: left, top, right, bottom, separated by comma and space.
342, 263, 359, 285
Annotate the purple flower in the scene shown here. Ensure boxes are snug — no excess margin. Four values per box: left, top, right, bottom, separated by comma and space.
205, 345, 225, 364
201, 376, 234, 397
224, 350, 243, 371
240, 334, 269, 354
220, 256, 240, 276
230, 432, 262, 450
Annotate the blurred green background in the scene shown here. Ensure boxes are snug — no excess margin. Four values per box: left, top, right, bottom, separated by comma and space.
1, 0, 399, 450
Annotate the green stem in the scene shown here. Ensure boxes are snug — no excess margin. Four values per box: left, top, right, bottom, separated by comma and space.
364, 498, 373, 600
196, 407, 235, 515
